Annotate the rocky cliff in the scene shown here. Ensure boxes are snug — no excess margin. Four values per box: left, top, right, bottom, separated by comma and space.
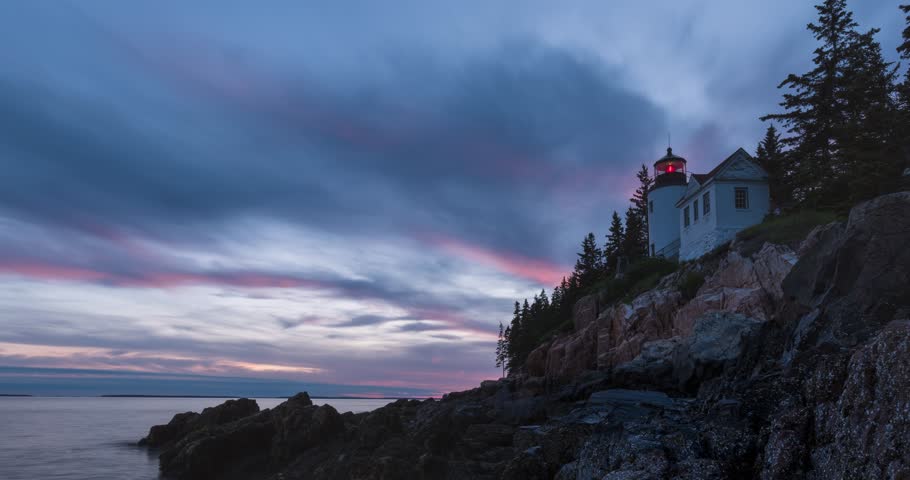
139, 192, 910, 480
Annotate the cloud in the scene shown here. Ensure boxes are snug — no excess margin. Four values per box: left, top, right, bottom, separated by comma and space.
333, 314, 400, 328
397, 321, 448, 332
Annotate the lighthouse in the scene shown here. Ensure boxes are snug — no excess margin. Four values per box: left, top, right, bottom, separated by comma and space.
647, 147, 687, 258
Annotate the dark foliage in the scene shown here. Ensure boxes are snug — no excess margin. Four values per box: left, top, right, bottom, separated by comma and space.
761, 0, 905, 209
677, 271, 706, 301
755, 125, 790, 207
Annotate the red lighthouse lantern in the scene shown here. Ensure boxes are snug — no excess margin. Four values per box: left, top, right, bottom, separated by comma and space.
654, 147, 687, 178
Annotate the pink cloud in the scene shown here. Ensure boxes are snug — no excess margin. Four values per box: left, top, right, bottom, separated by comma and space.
421, 234, 567, 286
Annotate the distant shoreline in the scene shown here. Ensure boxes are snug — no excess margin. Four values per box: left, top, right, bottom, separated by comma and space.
0, 394, 424, 400
99, 394, 411, 400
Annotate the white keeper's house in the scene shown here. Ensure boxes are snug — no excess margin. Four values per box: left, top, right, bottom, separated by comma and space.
646, 147, 770, 261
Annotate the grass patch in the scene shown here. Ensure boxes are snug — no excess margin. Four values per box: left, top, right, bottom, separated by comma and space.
735, 210, 839, 256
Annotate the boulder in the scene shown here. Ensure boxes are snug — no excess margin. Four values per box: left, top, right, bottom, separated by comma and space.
544, 322, 598, 380
573, 293, 601, 331
462, 423, 515, 449
138, 397, 259, 448
614, 312, 763, 392
271, 403, 344, 461
525, 343, 549, 377
782, 192, 910, 360
160, 414, 276, 480
804, 320, 910, 479
596, 288, 683, 371
674, 243, 796, 336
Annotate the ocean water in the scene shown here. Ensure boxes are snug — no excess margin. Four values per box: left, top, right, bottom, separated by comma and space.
0, 396, 394, 480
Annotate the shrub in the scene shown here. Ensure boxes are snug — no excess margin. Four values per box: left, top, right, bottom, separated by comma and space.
678, 271, 706, 300
597, 257, 679, 305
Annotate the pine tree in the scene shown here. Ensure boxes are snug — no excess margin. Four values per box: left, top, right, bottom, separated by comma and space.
604, 211, 625, 268
900, 5, 910, 62
755, 124, 790, 207
502, 325, 512, 373
839, 25, 902, 202
573, 233, 604, 290
762, 0, 903, 207
622, 206, 646, 259
559, 276, 572, 312
506, 301, 522, 369
897, 5, 910, 177
537, 289, 550, 310
630, 165, 653, 247
495, 322, 505, 377
761, 0, 857, 205
550, 285, 563, 316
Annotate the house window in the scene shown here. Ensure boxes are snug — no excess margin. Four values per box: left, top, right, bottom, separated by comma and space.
703, 192, 710, 215
650, 243, 655, 256
693, 200, 699, 221
735, 187, 749, 209
683, 206, 690, 227
649, 201, 653, 214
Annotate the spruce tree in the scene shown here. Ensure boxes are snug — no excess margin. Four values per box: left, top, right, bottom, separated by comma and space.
900, 5, 910, 61
898, 5, 910, 177
630, 165, 653, 247
755, 124, 789, 207
537, 289, 550, 310
622, 207, 646, 259
550, 285, 562, 316
559, 276, 572, 313
840, 25, 902, 202
495, 322, 505, 377
502, 325, 512, 373
761, 0, 857, 205
604, 211, 625, 269
762, 0, 903, 207
507, 301, 522, 368
573, 233, 604, 290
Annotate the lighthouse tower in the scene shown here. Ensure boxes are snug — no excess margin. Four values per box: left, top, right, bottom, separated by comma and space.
647, 147, 687, 258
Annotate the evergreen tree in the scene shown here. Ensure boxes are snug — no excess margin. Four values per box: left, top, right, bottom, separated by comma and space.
755, 124, 790, 207
898, 5, 910, 176
537, 289, 550, 311
900, 5, 910, 63
573, 233, 604, 290
502, 325, 512, 373
559, 276, 572, 312
630, 165, 653, 248
506, 301, 522, 369
762, 0, 903, 206
761, 0, 856, 205
495, 322, 505, 377
622, 207, 646, 259
567, 275, 580, 309
550, 285, 563, 316
604, 211, 625, 268
840, 25, 902, 202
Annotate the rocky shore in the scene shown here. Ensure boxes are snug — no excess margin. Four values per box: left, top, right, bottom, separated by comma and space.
140, 192, 910, 479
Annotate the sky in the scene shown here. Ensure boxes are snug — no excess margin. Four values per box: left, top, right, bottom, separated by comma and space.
0, 0, 905, 398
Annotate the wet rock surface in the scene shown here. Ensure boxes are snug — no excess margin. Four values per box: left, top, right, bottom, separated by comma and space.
138, 192, 910, 479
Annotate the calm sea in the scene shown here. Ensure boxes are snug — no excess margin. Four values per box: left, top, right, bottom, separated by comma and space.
0, 396, 394, 480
